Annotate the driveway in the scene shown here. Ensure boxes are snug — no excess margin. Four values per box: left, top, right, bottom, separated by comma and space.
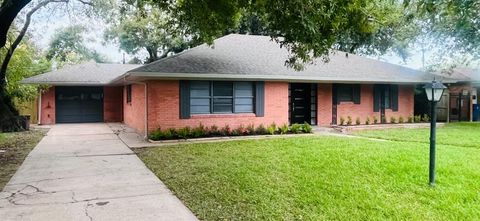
0, 123, 198, 221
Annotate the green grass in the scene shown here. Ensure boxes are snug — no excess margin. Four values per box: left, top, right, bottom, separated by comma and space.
0, 129, 46, 190
353, 122, 480, 148
137, 131, 480, 220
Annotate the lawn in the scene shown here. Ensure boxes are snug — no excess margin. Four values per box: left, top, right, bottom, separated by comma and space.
0, 129, 46, 190
353, 122, 480, 148
137, 124, 480, 221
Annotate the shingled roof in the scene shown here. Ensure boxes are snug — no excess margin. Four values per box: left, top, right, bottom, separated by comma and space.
22, 61, 141, 86
124, 34, 433, 84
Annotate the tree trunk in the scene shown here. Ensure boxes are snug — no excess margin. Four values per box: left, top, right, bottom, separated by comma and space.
0, 87, 22, 132
0, 0, 32, 48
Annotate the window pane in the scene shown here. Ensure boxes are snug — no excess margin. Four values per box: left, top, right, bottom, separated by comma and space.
190, 81, 210, 97
213, 98, 233, 113
235, 98, 254, 113
384, 88, 391, 108
235, 98, 253, 105
191, 98, 210, 106
338, 85, 354, 102
191, 105, 210, 114
235, 82, 254, 97
213, 82, 233, 96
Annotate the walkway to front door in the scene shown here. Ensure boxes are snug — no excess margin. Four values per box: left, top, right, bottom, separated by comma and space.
0, 123, 197, 221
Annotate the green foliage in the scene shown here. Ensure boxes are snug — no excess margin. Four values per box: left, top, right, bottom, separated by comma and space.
373, 116, 379, 124
177, 127, 191, 139
221, 125, 231, 136
267, 123, 276, 135
209, 125, 220, 136
355, 117, 361, 125
408, 116, 414, 123
162, 0, 415, 69
46, 25, 108, 65
414, 115, 422, 123
303, 122, 313, 133
390, 116, 397, 124
255, 124, 267, 135
340, 117, 345, 126
191, 124, 206, 138
347, 116, 352, 126
398, 116, 405, 124
365, 117, 371, 125
279, 124, 289, 134
422, 114, 430, 122
290, 123, 302, 134
246, 124, 255, 135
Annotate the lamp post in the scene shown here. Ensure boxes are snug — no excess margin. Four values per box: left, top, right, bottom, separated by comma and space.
423, 80, 447, 186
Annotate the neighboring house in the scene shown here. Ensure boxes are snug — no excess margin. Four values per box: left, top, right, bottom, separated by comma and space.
434, 68, 480, 122
23, 34, 434, 136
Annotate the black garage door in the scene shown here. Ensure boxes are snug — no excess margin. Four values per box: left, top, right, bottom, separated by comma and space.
55, 86, 104, 123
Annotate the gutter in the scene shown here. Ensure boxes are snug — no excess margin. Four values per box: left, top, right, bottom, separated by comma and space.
37, 88, 42, 125
123, 76, 148, 139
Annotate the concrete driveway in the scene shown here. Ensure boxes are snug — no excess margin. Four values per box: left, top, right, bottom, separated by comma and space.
0, 123, 198, 221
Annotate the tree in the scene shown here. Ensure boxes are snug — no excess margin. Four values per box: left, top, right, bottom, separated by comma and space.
0, 0, 32, 48
104, 1, 192, 63
160, 0, 419, 69
46, 25, 109, 65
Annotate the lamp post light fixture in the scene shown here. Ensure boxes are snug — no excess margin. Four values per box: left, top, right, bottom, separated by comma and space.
423, 80, 447, 186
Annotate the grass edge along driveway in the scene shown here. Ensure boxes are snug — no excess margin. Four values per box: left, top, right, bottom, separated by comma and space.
137, 127, 480, 221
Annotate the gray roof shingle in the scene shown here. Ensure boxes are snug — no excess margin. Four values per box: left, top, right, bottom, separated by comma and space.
22, 61, 141, 85
126, 34, 434, 84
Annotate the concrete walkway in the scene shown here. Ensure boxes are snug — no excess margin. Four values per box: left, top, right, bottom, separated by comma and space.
0, 123, 198, 221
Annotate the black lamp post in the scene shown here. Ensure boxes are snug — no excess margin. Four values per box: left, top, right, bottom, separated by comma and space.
423, 80, 447, 186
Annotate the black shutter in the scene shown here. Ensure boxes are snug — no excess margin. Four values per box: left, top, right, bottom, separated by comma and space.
391, 85, 399, 112
179, 81, 190, 119
353, 85, 361, 104
373, 85, 381, 112
332, 84, 339, 104
255, 81, 265, 117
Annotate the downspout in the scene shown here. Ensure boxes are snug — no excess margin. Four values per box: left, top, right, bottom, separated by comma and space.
123, 76, 148, 139
37, 88, 42, 125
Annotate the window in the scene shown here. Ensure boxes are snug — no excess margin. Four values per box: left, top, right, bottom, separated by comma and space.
373, 84, 398, 112
126, 85, 132, 103
384, 87, 391, 109
337, 84, 354, 102
189, 81, 255, 114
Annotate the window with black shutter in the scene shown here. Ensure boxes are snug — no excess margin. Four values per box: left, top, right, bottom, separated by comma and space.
373, 84, 399, 112
335, 84, 361, 104
126, 85, 132, 103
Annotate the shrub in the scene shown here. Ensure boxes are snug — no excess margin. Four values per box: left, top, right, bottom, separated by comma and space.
290, 123, 302, 134
355, 117, 361, 125
246, 124, 255, 135
303, 122, 313, 133
267, 123, 277, 135
163, 129, 175, 139
209, 125, 220, 136
398, 116, 405, 124
255, 124, 267, 135
339, 117, 345, 125
414, 115, 422, 123
373, 116, 378, 124
221, 125, 232, 136
237, 124, 246, 135
381, 116, 386, 124
191, 125, 206, 138
422, 114, 430, 122
279, 123, 289, 134
232, 128, 242, 136
365, 117, 371, 125
390, 116, 397, 124
177, 127, 191, 139
347, 116, 352, 125
149, 129, 163, 140
407, 116, 414, 123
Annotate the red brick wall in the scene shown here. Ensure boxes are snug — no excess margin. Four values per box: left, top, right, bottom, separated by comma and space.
103, 86, 123, 122
40, 87, 56, 125
123, 84, 146, 133
316, 84, 414, 125
145, 80, 289, 132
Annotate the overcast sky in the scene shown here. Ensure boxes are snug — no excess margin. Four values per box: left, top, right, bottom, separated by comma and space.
23, 3, 426, 69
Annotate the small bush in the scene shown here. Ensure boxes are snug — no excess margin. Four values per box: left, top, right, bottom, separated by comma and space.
279, 124, 289, 134
237, 124, 246, 135
339, 117, 345, 125
267, 123, 277, 135
209, 125, 220, 136
163, 129, 175, 139
303, 122, 313, 133
177, 127, 191, 139
390, 116, 397, 124
191, 124, 206, 138
255, 124, 267, 135
373, 116, 378, 124
422, 114, 430, 122
414, 115, 422, 123
407, 116, 414, 123
149, 129, 163, 140
290, 123, 303, 134
221, 125, 232, 136
398, 116, 405, 124
347, 116, 352, 125
246, 124, 255, 135
381, 116, 386, 124
355, 117, 361, 125
365, 117, 371, 125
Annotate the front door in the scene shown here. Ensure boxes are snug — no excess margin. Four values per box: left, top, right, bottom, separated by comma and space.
290, 83, 311, 124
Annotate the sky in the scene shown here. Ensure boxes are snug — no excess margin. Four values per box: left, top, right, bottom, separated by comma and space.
23, 2, 427, 69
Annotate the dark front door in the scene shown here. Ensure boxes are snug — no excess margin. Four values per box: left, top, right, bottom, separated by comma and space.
55, 86, 104, 123
449, 93, 471, 122
290, 83, 311, 124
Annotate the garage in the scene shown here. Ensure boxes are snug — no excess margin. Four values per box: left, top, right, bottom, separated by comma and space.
55, 86, 104, 123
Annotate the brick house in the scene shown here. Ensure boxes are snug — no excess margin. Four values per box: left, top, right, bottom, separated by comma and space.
23, 34, 434, 136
